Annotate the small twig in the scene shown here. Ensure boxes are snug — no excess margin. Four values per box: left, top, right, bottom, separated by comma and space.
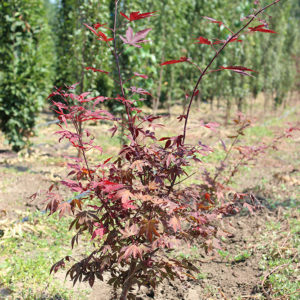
261, 261, 292, 298
173, 172, 196, 186
213, 134, 240, 183
187, 60, 203, 73
273, 289, 300, 300
218, 287, 228, 300
240, 295, 262, 299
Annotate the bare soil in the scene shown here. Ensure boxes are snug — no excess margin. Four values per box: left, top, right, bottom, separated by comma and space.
88, 212, 270, 300
0, 101, 299, 299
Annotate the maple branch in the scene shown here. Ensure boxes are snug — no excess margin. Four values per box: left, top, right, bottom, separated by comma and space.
120, 260, 138, 300
173, 172, 196, 186
213, 134, 240, 184
223, 24, 234, 34
56, 89, 93, 181
72, 119, 93, 181
112, 1, 135, 140
187, 60, 203, 73
182, 0, 282, 143
210, 44, 218, 53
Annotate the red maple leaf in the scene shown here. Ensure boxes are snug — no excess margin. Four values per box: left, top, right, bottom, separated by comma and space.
58, 202, 72, 219
85, 67, 109, 74
204, 193, 211, 201
194, 36, 211, 45
93, 23, 107, 29
229, 37, 243, 43
140, 219, 160, 242
249, 24, 277, 33
100, 180, 124, 193
120, 11, 156, 22
120, 245, 144, 261
134, 72, 148, 79
203, 16, 223, 26
220, 66, 257, 72
128, 86, 151, 96
177, 114, 187, 122
84, 23, 114, 42
169, 216, 181, 233
119, 224, 139, 239
91, 223, 107, 240
213, 37, 243, 44
97, 31, 114, 42
160, 56, 188, 66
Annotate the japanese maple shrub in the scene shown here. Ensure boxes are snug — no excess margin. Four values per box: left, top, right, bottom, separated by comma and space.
45, 1, 283, 299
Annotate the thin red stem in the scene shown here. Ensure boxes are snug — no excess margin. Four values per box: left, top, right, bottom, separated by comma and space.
112, 1, 135, 140
182, 0, 282, 144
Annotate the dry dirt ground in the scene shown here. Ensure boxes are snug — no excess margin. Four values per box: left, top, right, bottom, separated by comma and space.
86, 210, 298, 300
0, 100, 299, 299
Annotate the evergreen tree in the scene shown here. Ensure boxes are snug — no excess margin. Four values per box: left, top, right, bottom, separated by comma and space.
0, 0, 55, 151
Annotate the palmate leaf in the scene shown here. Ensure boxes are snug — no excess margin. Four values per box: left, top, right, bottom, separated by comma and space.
120, 11, 157, 22
194, 36, 211, 45
211, 66, 258, 77
119, 27, 152, 48
160, 56, 188, 66
119, 224, 139, 239
169, 216, 181, 233
91, 223, 107, 240
93, 23, 107, 29
119, 245, 144, 261
249, 24, 277, 33
140, 219, 160, 242
84, 23, 114, 42
115, 189, 136, 209
220, 66, 257, 72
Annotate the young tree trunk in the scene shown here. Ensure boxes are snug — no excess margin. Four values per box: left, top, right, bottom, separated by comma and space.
250, 96, 254, 118
120, 261, 137, 300
263, 92, 269, 113
153, 55, 164, 116
224, 98, 231, 126
166, 70, 174, 117
77, 8, 87, 158
196, 92, 201, 109
285, 91, 293, 108
237, 97, 243, 112
272, 90, 277, 112
217, 97, 220, 110
210, 97, 214, 111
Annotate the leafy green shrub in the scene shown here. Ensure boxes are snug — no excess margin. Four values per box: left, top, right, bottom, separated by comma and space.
0, 0, 55, 151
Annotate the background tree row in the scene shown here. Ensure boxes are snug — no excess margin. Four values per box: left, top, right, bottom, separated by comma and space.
0, 0, 299, 150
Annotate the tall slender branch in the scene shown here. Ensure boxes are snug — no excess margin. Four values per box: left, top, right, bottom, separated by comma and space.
182, 0, 282, 143
112, 0, 135, 140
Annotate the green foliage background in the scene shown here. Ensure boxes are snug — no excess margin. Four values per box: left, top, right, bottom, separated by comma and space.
0, 0, 55, 151
0, 0, 299, 150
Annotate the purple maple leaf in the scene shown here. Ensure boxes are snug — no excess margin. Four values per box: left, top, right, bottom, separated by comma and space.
119, 27, 152, 48
128, 86, 151, 96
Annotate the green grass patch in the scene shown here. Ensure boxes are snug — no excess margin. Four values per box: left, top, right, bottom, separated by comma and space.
260, 210, 300, 299
0, 211, 89, 299
246, 124, 274, 140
